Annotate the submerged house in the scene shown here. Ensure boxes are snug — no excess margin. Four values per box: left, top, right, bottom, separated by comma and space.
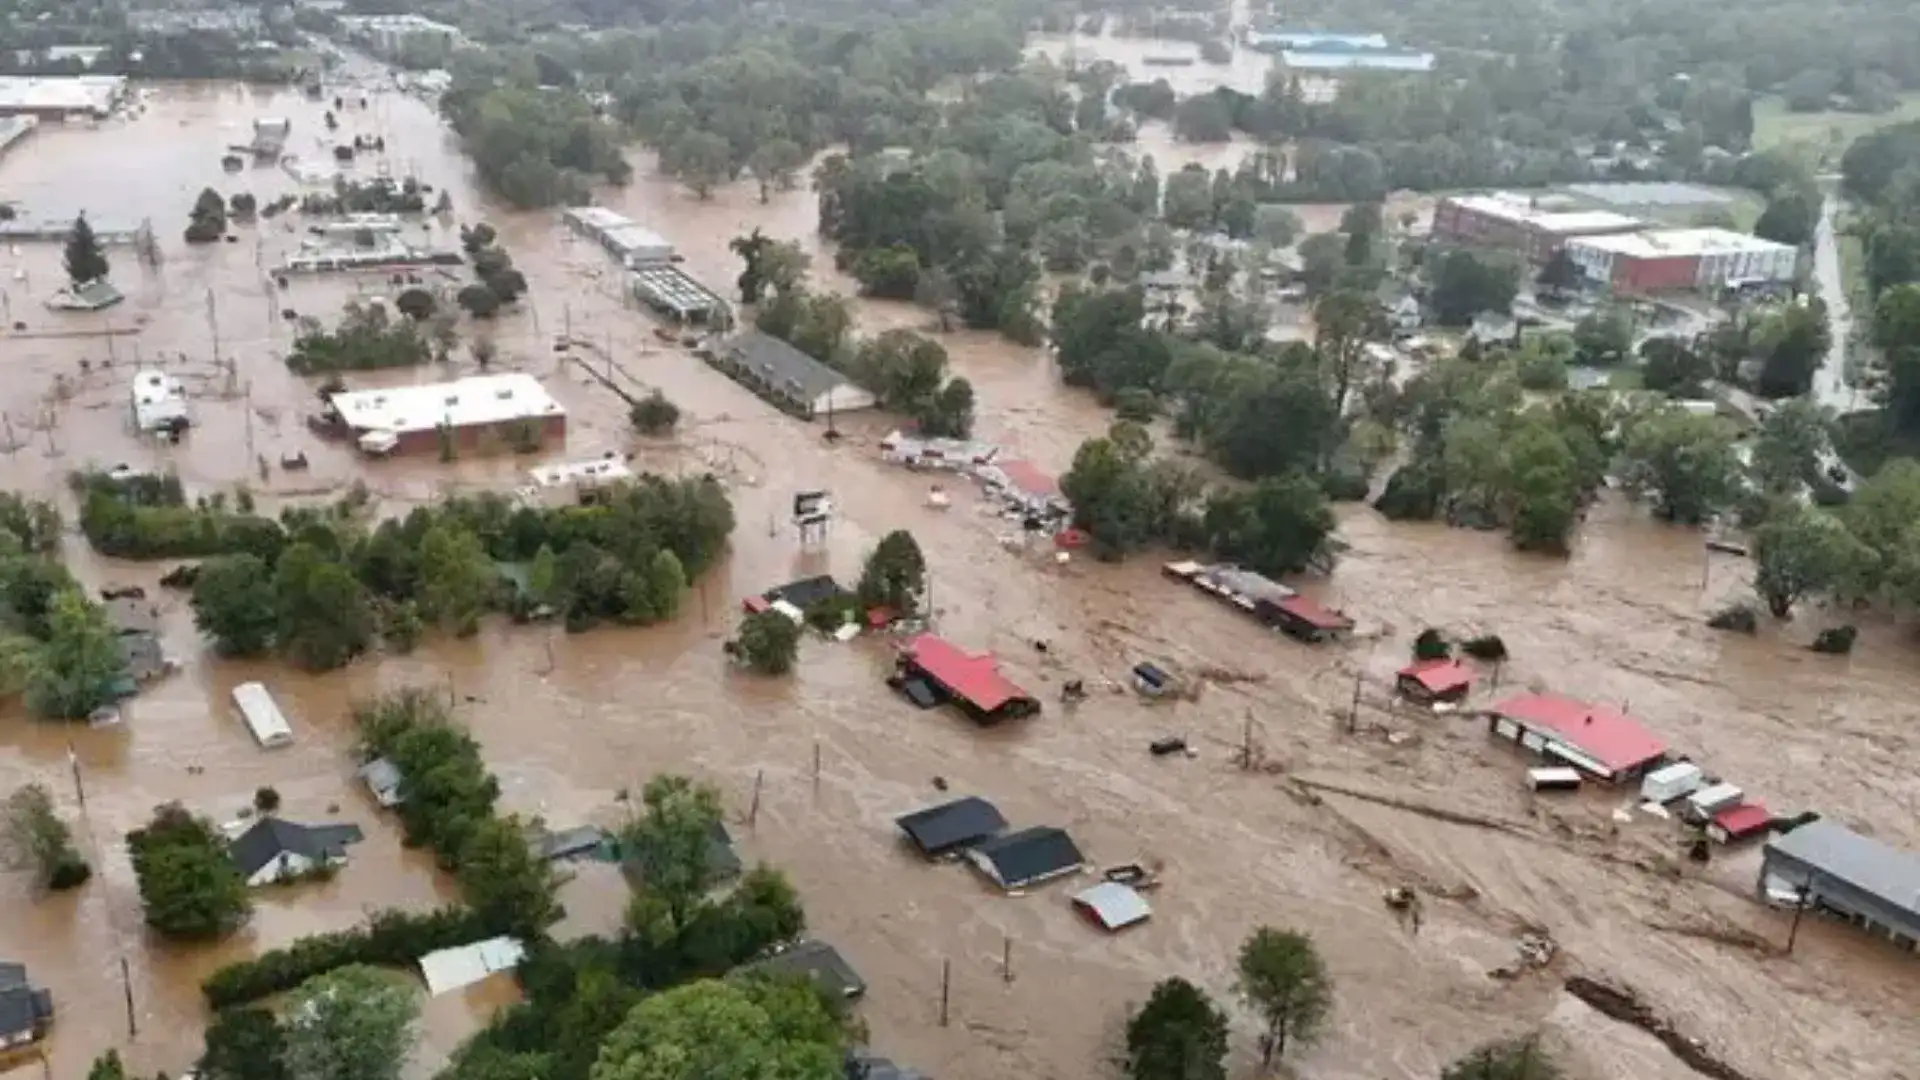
1760, 821, 1920, 949
0, 964, 52, 1050
1487, 693, 1668, 781
1396, 658, 1475, 704
229, 818, 364, 886
966, 825, 1085, 890
707, 332, 875, 421
1267, 594, 1353, 643
743, 939, 866, 1000
895, 634, 1040, 722
895, 796, 1007, 857
621, 819, 741, 887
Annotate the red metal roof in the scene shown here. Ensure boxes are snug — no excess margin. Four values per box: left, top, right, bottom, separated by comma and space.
741, 595, 770, 614
1712, 802, 1771, 838
901, 634, 1031, 713
1276, 594, 1353, 631
995, 459, 1059, 499
1397, 658, 1474, 695
1492, 693, 1668, 775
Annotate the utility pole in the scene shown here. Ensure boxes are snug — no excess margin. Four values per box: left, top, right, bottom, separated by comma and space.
1787, 875, 1816, 953
1346, 668, 1363, 734
120, 956, 136, 1038
206, 287, 222, 370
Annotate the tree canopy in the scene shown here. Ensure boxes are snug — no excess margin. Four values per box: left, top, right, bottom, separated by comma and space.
589, 978, 843, 1080
126, 802, 252, 939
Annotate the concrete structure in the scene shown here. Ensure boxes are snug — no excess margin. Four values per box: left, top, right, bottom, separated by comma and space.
339, 14, 463, 64
1281, 48, 1435, 73
708, 332, 875, 420
327, 373, 566, 457
0, 76, 126, 119
229, 818, 362, 886
562, 205, 675, 267
1564, 228, 1798, 294
0, 964, 52, 1050
1760, 821, 1920, 949
1432, 193, 1644, 263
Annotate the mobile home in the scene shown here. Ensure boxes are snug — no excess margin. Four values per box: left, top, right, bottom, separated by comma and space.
232, 681, 293, 748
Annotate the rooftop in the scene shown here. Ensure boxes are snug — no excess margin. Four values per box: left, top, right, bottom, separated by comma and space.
895, 796, 1008, 856
631, 265, 727, 319
328, 373, 564, 436
1446, 193, 1644, 234
743, 939, 867, 999
988, 458, 1060, 499
1281, 49, 1435, 72
1565, 181, 1732, 208
229, 818, 364, 878
1073, 881, 1152, 931
0, 75, 125, 113
1492, 693, 1669, 775
1275, 594, 1353, 632
1567, 228, 1796, 259
722, 331, 862, 405
1397, 658, 1475, 696
527, 455, 633, 488
967, 825, 1086, 890
1248, 30, 1390, 49
900, 633, 1033, 714
1765, 821, 1920, 917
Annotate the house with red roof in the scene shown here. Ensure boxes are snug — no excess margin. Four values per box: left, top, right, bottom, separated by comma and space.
1268, 594, 1353, 643
894, 634, 1040, 723
1708, 802, 1771, 845
1487, 693, 1669, 781
1396, 659, 1475, 704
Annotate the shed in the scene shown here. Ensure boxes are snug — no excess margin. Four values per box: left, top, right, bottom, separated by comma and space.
528, 824, 612, 862
1708, 803, 1771, 845
1526, 767, 1582, 792
418, 936, 527, 996
894, 796, 1007, 857
1072, 881, 1151, 931
1268, 594, 1353, 642
743, 939, 866, 999
1683, 782, 1743, 823
0, 963, 52, 1050
231, 681, 293, 748
1395, 658, 1474, 703
711, 332, 875, 419
966, 825, 1085, 891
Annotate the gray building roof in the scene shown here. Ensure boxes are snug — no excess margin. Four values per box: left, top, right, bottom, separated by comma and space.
847, 1047, 931, 1080
1765, 821, 1920, 920
895, 796, 1007, 857
359, 757, 405, 804
230, 818, 364, 878
722, 332, 858, 405
967, 825, 1085, 890
0, 963, 51, 1041
743, 939, 866, 999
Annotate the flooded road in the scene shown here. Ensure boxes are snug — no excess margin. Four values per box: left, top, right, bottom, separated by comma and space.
1812, 185, 1864, 413
0, 73, 1917, 1080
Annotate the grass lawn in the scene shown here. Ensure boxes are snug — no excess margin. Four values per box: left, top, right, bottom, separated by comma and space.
1752, 94, 1920, 165
1606, 367, 1644, 391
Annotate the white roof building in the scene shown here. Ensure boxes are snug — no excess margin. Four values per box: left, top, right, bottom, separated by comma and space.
130, 370, 189, 433
328, 373, 564, 437
1281, 49, 1436, 72
562, 206, 675, 266
419, 936, 527, 996
527, 456, 634, 488
1443, 193, 1643, 235
1565, 228, 1799, 291
0, 76, 127, 117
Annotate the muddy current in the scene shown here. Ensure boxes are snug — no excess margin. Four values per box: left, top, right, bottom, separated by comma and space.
0, 74, 1916, 1080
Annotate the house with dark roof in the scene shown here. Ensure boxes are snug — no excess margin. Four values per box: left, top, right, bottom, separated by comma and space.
742, 939, 866, 999
707, 332, 876, 420
0, 963, 52, 1050
230, 818, 365, 886
967, 825, 1085, 890
895, 796, 1007, 857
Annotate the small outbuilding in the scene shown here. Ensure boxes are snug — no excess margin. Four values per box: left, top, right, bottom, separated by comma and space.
744, 939, 866, 1000
1708, 803, 1771, 845
358, 757, 405, 807
1395, 658, 1474, 703
419, 936, 527, 996
1072, 881, 1151, 931
0, 963, 53, 1051
894, 796, 1007, 857
1268, 594, 1353, 642
966, 825, 1085, 891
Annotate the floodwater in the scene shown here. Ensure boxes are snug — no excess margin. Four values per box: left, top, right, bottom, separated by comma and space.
0, 66, 1917, 1080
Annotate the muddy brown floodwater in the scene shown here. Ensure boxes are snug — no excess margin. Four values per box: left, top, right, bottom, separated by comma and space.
0, 70, 1917, 1080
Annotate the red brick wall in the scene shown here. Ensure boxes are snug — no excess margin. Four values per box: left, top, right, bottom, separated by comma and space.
1614, 253, 1700, 294
384, 414, 568, 457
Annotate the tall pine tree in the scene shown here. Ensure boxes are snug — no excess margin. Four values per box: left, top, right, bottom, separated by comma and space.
64, 212, 109, 286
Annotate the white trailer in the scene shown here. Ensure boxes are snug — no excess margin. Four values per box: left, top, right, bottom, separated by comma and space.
232, 681, 293, 748
1682, 782, 1743, 824
1639, 761, 1703, 803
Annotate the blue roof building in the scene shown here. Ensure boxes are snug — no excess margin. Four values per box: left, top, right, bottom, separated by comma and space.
1245, 29, 1389, 52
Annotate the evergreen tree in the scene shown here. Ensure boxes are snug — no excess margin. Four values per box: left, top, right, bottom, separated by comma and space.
64, 212, 110, 286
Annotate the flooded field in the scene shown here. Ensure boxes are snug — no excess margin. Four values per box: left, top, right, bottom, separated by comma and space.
0, 66, 1917, 1080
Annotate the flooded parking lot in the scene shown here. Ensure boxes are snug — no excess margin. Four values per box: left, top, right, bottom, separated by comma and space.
0, 73, 1917, 1080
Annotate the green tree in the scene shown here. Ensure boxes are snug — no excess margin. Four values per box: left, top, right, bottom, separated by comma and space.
418, 524, 496, 636
1125, 977, 1230, 1080
283, 966, 419, 1080
126, 802, 251, 939
747, 138, 805, 202
1842, 459, 1920, 595
1754, 189, 1818, 247
915, 377, 975, 439
25, 588, 122, 720
588, 978, 841, 1080
1639, 336, 1712, 397
1063, 437, 1156, 554
1571, 307, 1634, 366
65, 212, 110, 286
87, 1051, 126, 1080
630, 390, 681, 435
663, 130, 733, 199
1430, 250, 1520, 327
201, 1007, 289, 1080
1617, 408, 1743, 525
1, 782, 88, 889
1502, 420, 1582, 554
273, 542, 376, 671
1754, 504, 1873, 616
1441, 1036, 1562, 1080
1749, 398, 1831, 495
851, 330, 948, 410
527, 544, 559, 607
457, 283, 503, 319
1202, 474, 1335, 578
1313, 289, 1387, 415
457, 814, 561, 937
620, 775, 726, 926
857, 530, 927, 615
1535, 248, 1581, 297
1754, 300, 1830, 398
735, 609, 800, 675
1236, 927, 1333, 1066
192, 553, 279, 656
1298, 232, 1344, 296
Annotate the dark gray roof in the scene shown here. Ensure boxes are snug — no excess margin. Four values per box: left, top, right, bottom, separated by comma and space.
765, 575, 850, 611
0, 964, 51, 1040
744, 939, 866, 999
723, 332, 856, 403
847, 1047, 931, 1080
229, 818, 364, 877
529, 824, 611, 861
1766, 820, 1920, 917
895, 796, 1007, 856
968, 825, 1085, 890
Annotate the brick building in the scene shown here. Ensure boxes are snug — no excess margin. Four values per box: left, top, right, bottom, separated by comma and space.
328, 373, 566, 457
1431, 193, 1643, 263
1563, 228, 1798, 295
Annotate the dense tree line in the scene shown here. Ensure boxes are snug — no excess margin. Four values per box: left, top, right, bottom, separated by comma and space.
0, 492, 130, 720
439, 65, 631, 209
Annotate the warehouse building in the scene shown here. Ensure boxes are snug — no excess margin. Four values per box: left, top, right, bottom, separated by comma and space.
0, 76, 126, 120
1760, 821, 1920, 950
1431, 193, 1644, 263
326, 373, 566, 457
1564, 228, 1797, 294
562, 206, 675, 267
706, 332, 875, 420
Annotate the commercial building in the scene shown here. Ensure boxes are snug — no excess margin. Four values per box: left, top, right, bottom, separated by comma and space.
894, 633, 1040, 722
0, 76, 126, 119
707, 332, 875, 421
339, 14, 463, 64
1563, 228, 1798, 294
1280, 48, 1435, 73
326, 373, 567, 457
1486, 693, 1669, 781
561, 206, 675, 267
1760, 821, 1920, 949
1246, 30, 1389, 52
630, 264, 729, 325
1432, 193, 1644, 263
